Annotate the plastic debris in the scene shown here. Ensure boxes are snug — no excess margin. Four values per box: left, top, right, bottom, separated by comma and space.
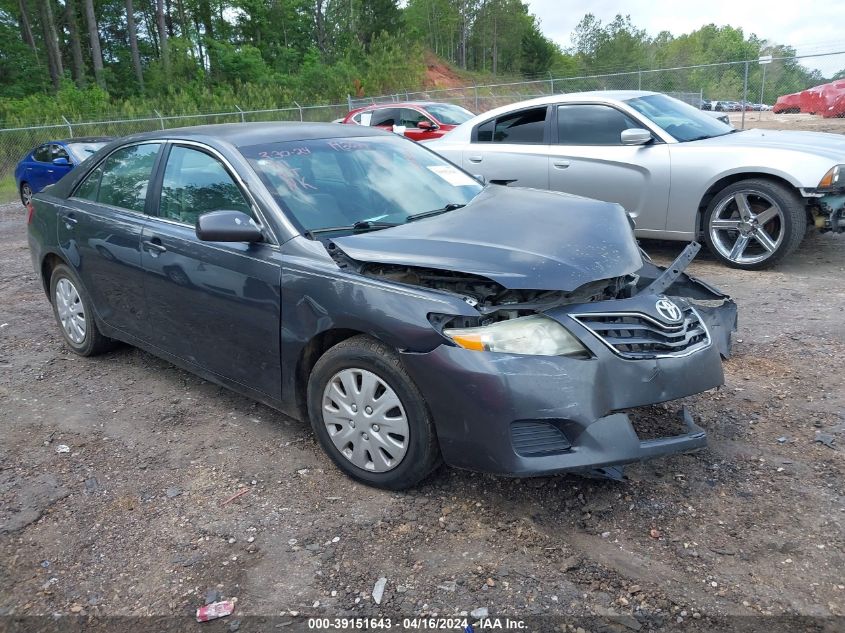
196, 600, 235, 622
372, 577, 387, 604
815, 432, 836, 449
55, 445, 70, 454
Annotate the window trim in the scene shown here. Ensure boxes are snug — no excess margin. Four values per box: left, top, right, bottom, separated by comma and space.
470, 105, 552, 145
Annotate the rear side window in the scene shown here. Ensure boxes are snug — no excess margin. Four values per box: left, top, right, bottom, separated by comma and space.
475, 107, 547, 144
400, 108, 429, 127
159, 146, 252, 225
557, 104, 640, 145
73, 143, 160, 212
33, 145, 51, 162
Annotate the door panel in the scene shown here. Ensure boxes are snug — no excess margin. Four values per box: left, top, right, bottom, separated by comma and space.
57, 144, 161, 337
140, 223, 282, 398
141, 144, 282, 398
549, 104, 671, 231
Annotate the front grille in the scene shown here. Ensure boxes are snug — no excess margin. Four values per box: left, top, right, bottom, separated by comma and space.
511, 421, 572, 457
573, 307, 709, 359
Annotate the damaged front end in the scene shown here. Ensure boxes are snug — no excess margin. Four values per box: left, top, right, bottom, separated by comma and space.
326, 235, 737, 478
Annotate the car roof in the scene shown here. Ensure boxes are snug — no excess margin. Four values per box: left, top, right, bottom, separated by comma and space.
53, 137, 114, 144
353, 101, 445, 111
121, 122, 388, 148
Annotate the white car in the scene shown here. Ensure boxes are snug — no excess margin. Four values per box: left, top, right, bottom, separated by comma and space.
428, 91, 845, 269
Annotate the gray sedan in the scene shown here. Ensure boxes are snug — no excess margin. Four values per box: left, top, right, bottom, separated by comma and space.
27, 122, 736, 489
428, 91, 845, 269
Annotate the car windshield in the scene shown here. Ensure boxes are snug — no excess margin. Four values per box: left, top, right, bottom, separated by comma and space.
424, 103, 474, 125
625, 94, 733, 142
242, 135, 483, 234
66, 141, 108, 163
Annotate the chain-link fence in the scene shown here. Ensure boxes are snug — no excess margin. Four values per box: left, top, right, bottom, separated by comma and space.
3, 51, 844, 204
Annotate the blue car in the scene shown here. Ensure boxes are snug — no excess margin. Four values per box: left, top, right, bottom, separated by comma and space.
15, 137, 112, 206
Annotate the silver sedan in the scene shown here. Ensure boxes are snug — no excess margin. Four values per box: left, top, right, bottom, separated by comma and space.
427, 91, 845, 269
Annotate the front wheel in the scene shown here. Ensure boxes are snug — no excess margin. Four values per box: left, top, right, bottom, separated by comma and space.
307, 335, 441, 490
703, 179, 807, 270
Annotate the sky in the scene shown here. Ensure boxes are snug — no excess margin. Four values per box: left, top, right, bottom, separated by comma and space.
524, 0, 845, 77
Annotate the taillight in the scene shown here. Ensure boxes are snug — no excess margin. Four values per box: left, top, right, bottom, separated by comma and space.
26, 202, 35, 225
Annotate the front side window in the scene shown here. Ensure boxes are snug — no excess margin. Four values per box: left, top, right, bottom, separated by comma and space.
400, 108, 430, 128
476, 107, 547, 143
74, 143, 160, 212
159, 146, 251, 225
369, 108, 400, 127
33, 145, 51, 162
242, 136, 483, 234
51, 144, 71, 162
557, 104, 641, 145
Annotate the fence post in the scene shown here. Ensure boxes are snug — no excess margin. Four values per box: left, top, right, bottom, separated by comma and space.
61, 116, 73, 138
638, 70, 642, 90
548, 71, 554, 95
235, 105, 245, 123
474, 84, 478, 111
741, 61, 749, 130
294, 101, 303, 122
347, 94, 353, 111
153, 109, 164, 130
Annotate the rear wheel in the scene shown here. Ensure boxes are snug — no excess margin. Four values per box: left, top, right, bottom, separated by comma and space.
307, 335, 440, 490
20, 182, 32, 207
49, 263, 114, 356
703, 179, 807, 270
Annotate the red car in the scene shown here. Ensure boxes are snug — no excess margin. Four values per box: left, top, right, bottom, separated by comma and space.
341, 101, 475, 140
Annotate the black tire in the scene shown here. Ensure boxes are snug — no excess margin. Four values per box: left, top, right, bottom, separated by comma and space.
20, 182, 33, 207
49, 263, 115, 356
307, 335, 441, 490
702, 178, 807, 270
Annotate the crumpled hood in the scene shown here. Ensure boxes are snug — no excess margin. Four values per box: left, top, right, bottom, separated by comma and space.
693, 129, 845, 161
331, 186, 643, 291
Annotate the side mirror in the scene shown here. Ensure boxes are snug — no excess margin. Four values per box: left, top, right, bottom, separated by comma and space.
417, 120, 438, 131
52, 157, 71, 166
196, 210, 263, 243
620, 128, 653, 146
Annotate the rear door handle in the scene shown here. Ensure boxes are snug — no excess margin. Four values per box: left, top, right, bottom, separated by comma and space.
467, 155, 483, 163
553, 160, 571, 169
142, 239, 167, 256
62, 213, 78, 229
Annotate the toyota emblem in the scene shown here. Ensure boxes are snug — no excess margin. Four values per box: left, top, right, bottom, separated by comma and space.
655, 298, 682, 322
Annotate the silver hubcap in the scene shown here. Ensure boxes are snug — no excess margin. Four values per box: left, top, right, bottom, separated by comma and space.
709, 190, 785, 265
55, 278, 86, 344
22, 185, 32, 206
321, 368, 409, 472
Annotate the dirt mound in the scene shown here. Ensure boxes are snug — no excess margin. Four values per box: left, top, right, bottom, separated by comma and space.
423, 52, 467, 90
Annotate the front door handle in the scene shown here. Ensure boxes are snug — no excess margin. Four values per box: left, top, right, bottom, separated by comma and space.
142, 239, 167, 257
467, 155, 483, 163
553, 160, 571, 169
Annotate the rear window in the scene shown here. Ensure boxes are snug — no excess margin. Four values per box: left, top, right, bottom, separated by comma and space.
475, 107, 547, 144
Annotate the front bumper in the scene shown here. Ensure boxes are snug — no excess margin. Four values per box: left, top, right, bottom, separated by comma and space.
400, 316, 724, 476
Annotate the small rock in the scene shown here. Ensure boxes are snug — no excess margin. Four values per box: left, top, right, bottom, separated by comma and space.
777, 436, 788, 443
84, 478, 99, 493
628, 585, 641, 594
649, 528, 662, 539
332, 536, 340, 543
227, 538, 236, 544
601, 531, 611, 538
372, 577, 387, 605
228, 620, 241, 632
485, 578, 495, 587
397, 585, 408, 593
246, 536, 255, 543
471, 607, 489, 620
69, 605, 83, 613
166, 487, 182, 498
437, 581, 457, 592
56, 445, 70, 454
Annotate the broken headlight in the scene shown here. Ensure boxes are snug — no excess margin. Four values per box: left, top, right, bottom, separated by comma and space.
443, 314, 588, 357
818, 165, 843, 190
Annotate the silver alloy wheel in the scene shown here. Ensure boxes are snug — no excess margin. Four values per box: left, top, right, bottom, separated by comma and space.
21, 184, 33, 207
709, 190, 785, 266
321, 368, 409, 472
55, 277, 86, 344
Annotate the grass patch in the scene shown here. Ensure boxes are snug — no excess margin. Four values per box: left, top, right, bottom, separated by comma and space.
0, 173, 18, 205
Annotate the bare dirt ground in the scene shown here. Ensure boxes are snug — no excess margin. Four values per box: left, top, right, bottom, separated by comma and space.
730, 111, 845, 133
1, 203, 844, 631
